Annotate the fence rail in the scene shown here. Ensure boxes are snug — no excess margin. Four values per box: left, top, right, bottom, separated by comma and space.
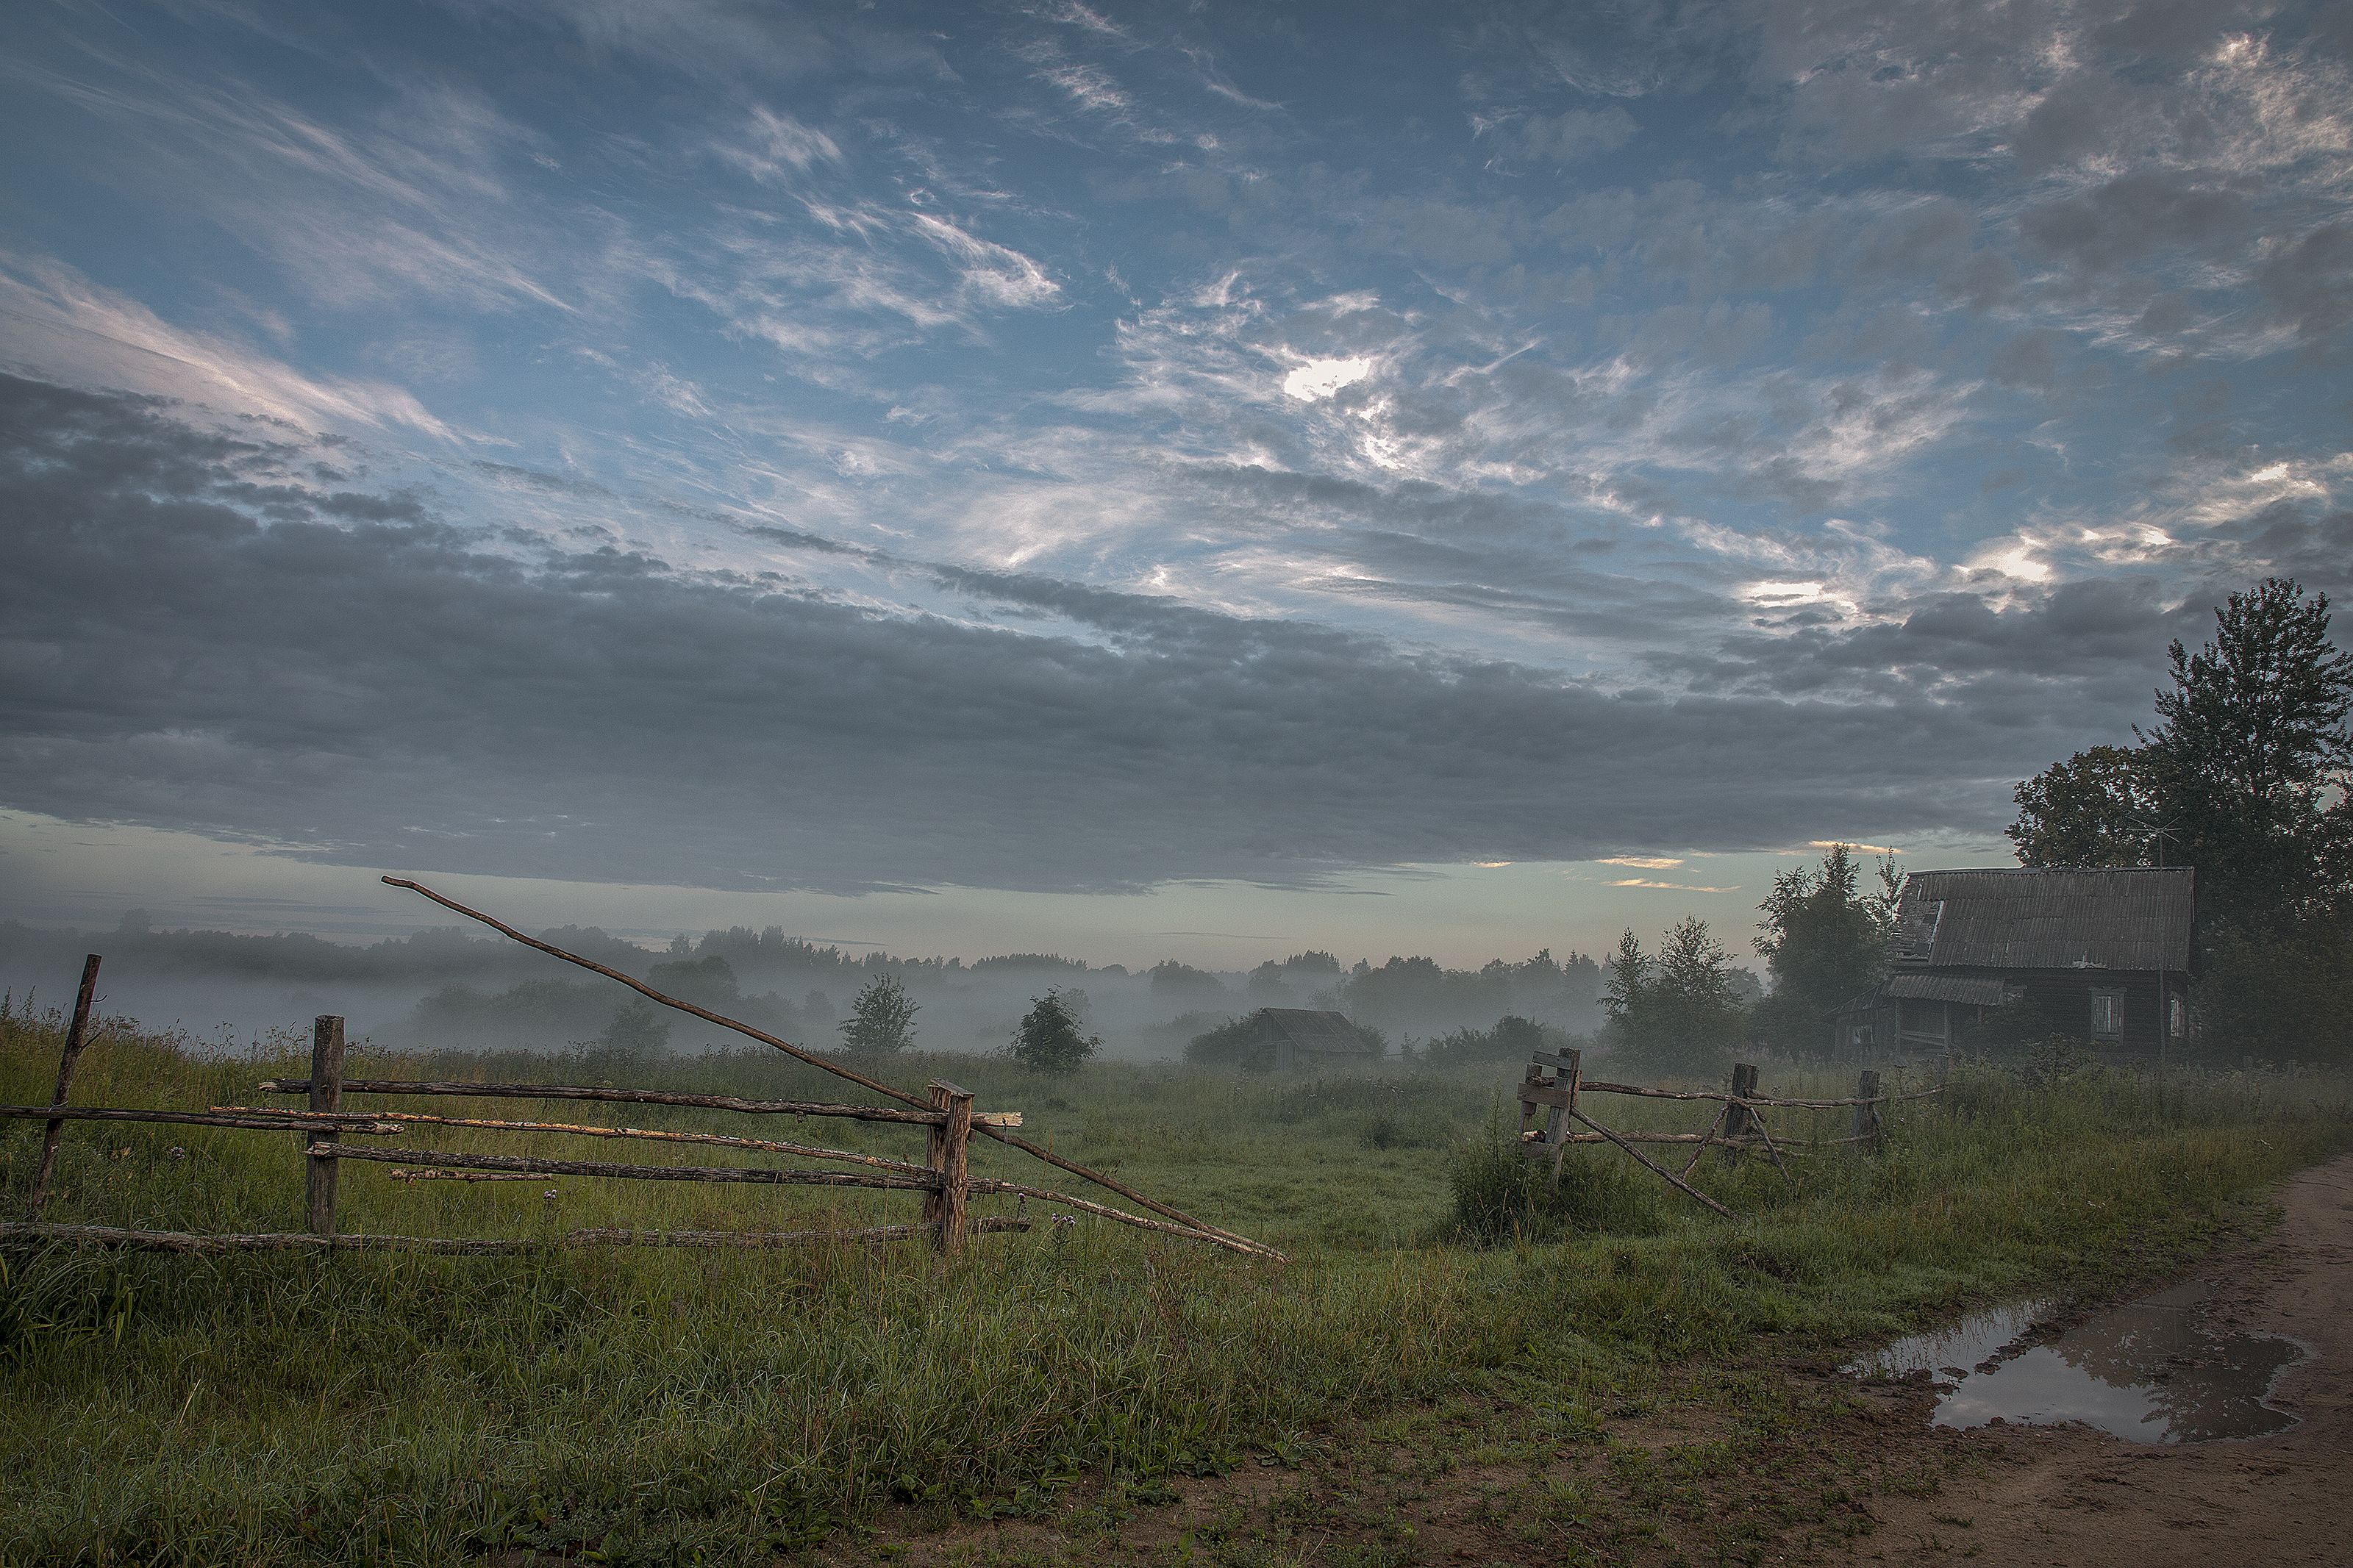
7, 910, 1285, 1264
1518, 1048, 1935, 1217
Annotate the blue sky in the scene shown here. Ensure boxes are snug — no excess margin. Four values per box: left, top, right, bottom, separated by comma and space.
2, 1, 2349, 967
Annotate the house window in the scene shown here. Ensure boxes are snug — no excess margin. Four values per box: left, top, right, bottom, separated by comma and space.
2090, 990, 2124, 1038
1848, 1024, 1872, 1048
2170, 996, 2187, 1040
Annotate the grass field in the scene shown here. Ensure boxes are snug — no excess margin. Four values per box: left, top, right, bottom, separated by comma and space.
3, 1008, 2349, 1566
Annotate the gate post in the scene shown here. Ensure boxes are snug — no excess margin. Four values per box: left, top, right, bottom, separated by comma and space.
925, 1079, 972, 1253
1852, 1069, 1883, 1150
305, 1015, 346, 1235
1721, 1062, 1758, 1164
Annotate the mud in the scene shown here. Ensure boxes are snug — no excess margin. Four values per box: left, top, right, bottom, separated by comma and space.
1849, 1151, 2353, 1565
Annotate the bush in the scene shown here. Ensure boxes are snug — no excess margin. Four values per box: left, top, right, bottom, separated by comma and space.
1444, 1116, 1657, 1245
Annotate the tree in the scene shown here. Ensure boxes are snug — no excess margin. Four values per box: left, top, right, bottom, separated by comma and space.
1013, 987, 1101, 1073
2140, 577, 2353, 934
2007, 745, 2154, 869
1752, 844, 1902, 1052
839, 973, 918, 1053
595, 998, 671, 1059
2007, 577, 2353, 937
1604, 919, 1746, 1073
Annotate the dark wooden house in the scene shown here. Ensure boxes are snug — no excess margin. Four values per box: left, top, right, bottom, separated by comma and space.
1831, 867, 2193, 1059
1240, 1008, 1379, 1072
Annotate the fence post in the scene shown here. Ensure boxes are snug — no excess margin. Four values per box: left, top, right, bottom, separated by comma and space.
306, 1016, 346, 1236
925, 1079, 972, 1253
1720, 1062, 1757, 1164
26, 953, 103, 1221
1547, 1048, 1582, 1192
1852, 1069, 1882, 1150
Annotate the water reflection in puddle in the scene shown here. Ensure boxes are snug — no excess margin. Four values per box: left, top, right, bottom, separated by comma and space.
1851, 1282, 2308, 1444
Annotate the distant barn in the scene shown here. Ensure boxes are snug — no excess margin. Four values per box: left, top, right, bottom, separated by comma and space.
1240, 1008, 1379, 1072
1833, 867, 2193, 1059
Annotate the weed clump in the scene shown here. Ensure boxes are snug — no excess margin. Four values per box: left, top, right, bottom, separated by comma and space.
1444, 1116, 1657, 1244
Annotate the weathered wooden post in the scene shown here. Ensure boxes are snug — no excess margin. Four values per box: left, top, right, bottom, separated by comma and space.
26, 953, 103, 1221
924, 1079, 973, 1253
1852, 1068, 1883, 1150
1546, 1048, 1582, 1192
306, 1015, 346, 1235
1720, 1062, 1758, 1164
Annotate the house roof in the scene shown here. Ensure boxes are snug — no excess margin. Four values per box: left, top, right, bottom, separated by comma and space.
1884, 973, 2014, 1006
1252, 1008, 1373, 1054
1897, 867, 2193, 973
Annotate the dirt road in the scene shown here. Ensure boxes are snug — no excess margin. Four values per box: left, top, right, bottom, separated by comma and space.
1852, 1151, 2353, 1566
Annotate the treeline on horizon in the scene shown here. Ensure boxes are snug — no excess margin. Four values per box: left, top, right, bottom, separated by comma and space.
0, 912, 1606, 1059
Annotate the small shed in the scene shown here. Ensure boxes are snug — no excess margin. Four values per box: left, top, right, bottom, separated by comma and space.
1834, 866, 2193, 1059
1242, 1008, 1379, 1072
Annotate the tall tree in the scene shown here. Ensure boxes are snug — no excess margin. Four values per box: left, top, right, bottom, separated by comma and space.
1012, 987, 1100, 1073
1605, 920, 1746, 1073
1752, 844, 1901, 1053
2006, 745, 2155, 869
2140, 578, 2353, 934
839, 973, 918, 1053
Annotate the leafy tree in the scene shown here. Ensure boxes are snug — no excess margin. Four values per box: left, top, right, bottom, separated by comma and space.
838, 973, 918, 1053
1012, 987, 1101, 1073
2141, 577, 2353, 934
1752, 844, 1902, 1053
2007, 577, 2353, 937
2007, 745, 2154, 869
595, 998, 671, 1059
1604, 919, 1747, 1073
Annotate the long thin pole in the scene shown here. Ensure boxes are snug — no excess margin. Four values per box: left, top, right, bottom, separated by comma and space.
380, 876, 1277, 1259
26, 955, 101, 1221
381, 878, 926, 1107
1569, 1109, 1735, 1219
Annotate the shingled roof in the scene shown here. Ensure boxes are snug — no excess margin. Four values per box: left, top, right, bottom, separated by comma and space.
1896, 867, 2193, 973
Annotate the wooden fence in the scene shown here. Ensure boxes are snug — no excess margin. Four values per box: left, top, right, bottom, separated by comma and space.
2, 880, 1285, 1262
1518, 1047, 1935, 1217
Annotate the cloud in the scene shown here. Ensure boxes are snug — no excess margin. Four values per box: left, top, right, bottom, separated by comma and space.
0, 257, 459, 440
1609, 879, 1739, 892
1599, 856, 1684, 869
0, 376, 2079, 895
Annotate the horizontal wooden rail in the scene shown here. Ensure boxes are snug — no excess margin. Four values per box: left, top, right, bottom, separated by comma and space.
312, 1142, 939, 1190
1575, 1078, 1941, 1109
0, 1104, 403, 1135
258, 1078, 961, 1125
0, 1219, 1028, 1254
224, 1107, 938, 1180
1521, 1128, 1879, 1150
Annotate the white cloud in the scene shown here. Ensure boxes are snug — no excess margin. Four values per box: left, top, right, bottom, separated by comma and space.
0, 255, 459, 441
1282, 357, 1372, 401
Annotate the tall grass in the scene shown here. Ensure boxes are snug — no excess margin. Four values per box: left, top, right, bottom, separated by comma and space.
2, 1009, 2347, 1565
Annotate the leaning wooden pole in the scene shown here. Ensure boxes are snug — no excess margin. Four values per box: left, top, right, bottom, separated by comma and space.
26, 954, 102, 1221
380, 876, 1282, 1261
379, 878, 928, 1109
1568, 1109, 1735, 1219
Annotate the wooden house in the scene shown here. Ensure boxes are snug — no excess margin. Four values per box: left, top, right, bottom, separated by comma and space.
1239, 1008, 1379, 1071
1831, 867, 2193, 1059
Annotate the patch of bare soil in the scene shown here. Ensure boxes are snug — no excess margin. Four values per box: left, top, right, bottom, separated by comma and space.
1843, 1151, 2353, 1567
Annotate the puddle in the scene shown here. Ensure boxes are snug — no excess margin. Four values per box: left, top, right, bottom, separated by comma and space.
1851, 1282, 2309, 1445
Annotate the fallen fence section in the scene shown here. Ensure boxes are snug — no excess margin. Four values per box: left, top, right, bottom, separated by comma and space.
1518, 1048, 1934, 1217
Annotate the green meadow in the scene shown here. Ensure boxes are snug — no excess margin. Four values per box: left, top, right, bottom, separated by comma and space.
3, 1009, 2348, 1566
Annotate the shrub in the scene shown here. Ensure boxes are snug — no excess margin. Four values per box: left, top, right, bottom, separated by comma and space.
1011, 988, 1101, 1073
1444, 1116, 1657, 1245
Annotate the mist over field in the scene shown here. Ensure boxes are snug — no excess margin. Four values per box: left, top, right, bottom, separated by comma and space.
0, 915, 1612, 1061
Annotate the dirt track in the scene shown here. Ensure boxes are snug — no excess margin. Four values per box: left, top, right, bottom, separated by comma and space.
1851, 1151, 2353, 1565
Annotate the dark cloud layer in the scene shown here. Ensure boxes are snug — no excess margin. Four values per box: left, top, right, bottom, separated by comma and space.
0, 376, 2124, 892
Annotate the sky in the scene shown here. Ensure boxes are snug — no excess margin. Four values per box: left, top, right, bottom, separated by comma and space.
2, 0, 2349, 970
